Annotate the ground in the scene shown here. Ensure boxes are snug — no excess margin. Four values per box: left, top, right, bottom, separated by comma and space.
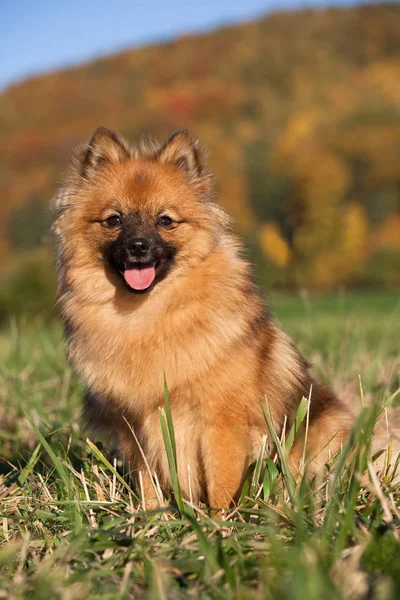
0, 290, 399, 599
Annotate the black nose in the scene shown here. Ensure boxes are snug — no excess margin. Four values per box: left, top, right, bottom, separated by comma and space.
128, 237, 150, 257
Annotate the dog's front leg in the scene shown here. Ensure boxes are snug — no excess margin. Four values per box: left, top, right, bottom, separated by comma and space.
117, 422, 160, 510
202, 422, 250, 511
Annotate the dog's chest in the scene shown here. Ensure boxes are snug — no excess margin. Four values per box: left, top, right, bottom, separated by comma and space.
67, 287, 251, 410
69, 307, 219, 408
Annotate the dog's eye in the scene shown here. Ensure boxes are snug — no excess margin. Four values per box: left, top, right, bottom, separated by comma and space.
105, 215, 122, 227
157, 215, 174, 228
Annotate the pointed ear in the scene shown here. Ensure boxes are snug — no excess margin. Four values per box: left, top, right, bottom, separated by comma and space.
80, 127, 130, 179
155, 130, 207, 182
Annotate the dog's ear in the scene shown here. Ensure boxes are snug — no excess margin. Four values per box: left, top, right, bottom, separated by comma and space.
80, 127, 130, 179
155, 130, 207, 182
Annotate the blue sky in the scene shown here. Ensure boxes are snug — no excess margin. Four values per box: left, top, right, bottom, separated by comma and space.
1, 0, 383, 90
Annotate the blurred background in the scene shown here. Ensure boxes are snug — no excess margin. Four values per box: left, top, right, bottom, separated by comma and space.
1, 0, 400, 324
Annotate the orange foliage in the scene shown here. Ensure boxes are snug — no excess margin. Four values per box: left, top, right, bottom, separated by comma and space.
259, 223, 291, 268
373, 214, 400, 250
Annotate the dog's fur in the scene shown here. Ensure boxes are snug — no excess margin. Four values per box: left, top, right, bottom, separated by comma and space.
53, 127, 354, 508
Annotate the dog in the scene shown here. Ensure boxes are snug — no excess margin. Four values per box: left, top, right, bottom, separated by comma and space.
52, 127, 355, 509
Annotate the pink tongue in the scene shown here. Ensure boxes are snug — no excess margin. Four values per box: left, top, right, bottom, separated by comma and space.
124, 266, 156, 291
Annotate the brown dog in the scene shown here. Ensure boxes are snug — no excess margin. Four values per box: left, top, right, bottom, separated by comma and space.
53, 127, 353, 508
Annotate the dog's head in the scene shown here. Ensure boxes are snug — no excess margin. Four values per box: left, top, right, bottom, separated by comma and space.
54, 128, 230, 297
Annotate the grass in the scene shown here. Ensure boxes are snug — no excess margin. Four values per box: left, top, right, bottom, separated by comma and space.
0, 289, 399, 599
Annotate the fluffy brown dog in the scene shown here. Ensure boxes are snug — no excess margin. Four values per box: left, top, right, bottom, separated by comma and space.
53, 127, 353, 508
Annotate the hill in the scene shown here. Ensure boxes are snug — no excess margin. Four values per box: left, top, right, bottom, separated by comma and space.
0, 2, 400, 311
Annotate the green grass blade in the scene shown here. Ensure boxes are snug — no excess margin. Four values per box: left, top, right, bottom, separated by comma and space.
250, 435, 267, 497
187, 517, 220, 575
263, 458, 279, 502
259, 401, 296, 501
160, 379, 195, 518
17, 442, 41, 486
86, 438, 138, 498
25, 413, 83, 532
158, 407, 186, 516
285, 397, 308, 454
382, 386, 400, 409
25, 414, 70, 491
163, 374, 177, 466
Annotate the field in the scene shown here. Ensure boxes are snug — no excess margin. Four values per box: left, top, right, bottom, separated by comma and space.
0, 290, 399, 599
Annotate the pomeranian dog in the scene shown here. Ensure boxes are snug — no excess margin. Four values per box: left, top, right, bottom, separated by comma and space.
53, 127, 355, 508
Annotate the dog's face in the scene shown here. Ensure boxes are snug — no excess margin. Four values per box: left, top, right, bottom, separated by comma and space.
56, 128, 226, 297
105, 207, 177, 294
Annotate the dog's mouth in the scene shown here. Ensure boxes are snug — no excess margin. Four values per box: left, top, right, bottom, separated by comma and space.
121, 260, 165, 292
108, 237, 176, 294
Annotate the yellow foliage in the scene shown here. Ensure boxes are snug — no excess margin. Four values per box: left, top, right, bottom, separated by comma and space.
218, 172, 254, 232
296, 203, 369, 289
302, 152, 350, 213
273, 109, 321, 166
293, 150, 351, 263
360, 60, 400, 107
341, 204, 369, 275
209, 137, 256, 232
259, 222, 291, 268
